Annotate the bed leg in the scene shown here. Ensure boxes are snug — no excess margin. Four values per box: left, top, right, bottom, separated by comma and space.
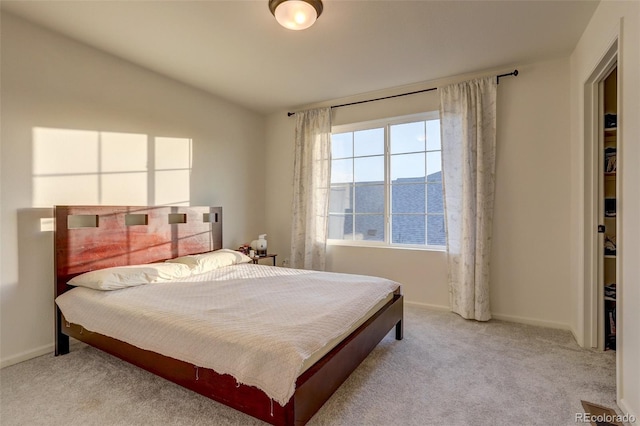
395, 320, 403, 340
55, 308, 69, 355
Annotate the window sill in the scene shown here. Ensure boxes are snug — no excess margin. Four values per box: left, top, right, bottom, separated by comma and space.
327, 239, 446, 252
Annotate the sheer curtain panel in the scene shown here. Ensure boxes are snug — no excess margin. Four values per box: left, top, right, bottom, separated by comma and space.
290, 107, 332, 270
440, 77, 497, 321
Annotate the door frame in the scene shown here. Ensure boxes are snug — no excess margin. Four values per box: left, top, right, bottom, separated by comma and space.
582, 38, 618, 350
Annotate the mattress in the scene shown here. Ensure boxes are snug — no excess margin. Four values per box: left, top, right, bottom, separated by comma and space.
55, 263, 400, 405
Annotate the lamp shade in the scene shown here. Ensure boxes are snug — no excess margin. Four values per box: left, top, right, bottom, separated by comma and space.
269, 0, 323, 30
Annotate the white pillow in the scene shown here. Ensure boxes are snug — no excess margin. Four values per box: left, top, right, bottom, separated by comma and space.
68, 263, 192, 291
166, 249, 252, 274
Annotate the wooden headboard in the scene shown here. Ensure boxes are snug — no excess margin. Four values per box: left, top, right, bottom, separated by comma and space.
54, 205, 222, 299
54, 205, 222, 355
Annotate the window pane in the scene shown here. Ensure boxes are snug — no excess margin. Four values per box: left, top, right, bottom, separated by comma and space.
391, 153, 425, 181
426, 119, 441, 151
355, 215, 384, 241
331, 132, 352, 158
329, 185, 352, 214
426, 151, 441, 177
328, 214, 352, 239
354, 156, 384, 183
355, 184, 383, 213
354, 128, 384, 156
391, 215, 425, 245
392, 183, 425, 214
331, 158, 352, 183
330, 115, 442, 246
427, 214, 446, 245
426, 182, 444, 213
427, 171, 442, 183
390, 121, 425, 154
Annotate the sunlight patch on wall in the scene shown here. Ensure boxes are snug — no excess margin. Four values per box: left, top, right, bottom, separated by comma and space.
32, 128, 192, 209
154, 137, 192, 206
33, 128, 100, 206
100, 132, 148, 205
39, 218, 54, 232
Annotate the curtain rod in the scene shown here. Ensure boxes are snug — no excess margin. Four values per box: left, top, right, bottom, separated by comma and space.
287, 69, 519, 117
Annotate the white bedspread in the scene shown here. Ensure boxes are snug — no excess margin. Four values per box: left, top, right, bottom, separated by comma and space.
55, 264, 400, 405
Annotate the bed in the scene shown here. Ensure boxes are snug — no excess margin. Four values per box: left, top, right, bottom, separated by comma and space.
54, 205, 404, 425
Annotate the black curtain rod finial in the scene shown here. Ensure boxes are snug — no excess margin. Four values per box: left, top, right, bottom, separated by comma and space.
497, 69, 519, 84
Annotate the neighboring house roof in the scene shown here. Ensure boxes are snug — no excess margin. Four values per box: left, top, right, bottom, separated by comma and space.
329, 172, 445, 245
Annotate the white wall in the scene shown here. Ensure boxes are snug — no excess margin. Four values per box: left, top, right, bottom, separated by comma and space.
0, 13, 266, 366
569, 0, 640, 419
265, 57, 572, 328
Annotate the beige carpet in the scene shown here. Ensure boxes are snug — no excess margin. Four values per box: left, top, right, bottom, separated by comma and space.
1, 305, 617, 425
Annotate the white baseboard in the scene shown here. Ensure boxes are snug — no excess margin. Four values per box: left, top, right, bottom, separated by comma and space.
568, 324, 584, 348
0, 343, 54, 369
404, 300, 450, 311
404, 300, 571, 331
617, 398, 639, 425
491, 312, 571, 331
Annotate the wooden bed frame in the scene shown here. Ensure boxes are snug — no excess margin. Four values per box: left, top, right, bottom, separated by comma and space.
54, 205, 403, 425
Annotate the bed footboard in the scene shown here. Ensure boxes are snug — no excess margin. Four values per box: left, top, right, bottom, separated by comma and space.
58, 294, 403, 425
290, 293, 403, 425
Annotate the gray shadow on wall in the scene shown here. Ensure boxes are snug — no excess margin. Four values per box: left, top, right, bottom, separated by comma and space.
16, 208, 55, 348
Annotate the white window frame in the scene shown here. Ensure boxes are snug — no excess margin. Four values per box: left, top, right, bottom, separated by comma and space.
327, 111, 445, 251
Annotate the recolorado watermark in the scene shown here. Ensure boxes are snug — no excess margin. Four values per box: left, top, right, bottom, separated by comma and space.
575, 412, 637, 424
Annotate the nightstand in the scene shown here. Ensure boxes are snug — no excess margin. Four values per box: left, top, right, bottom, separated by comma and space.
251, 254, 277, 266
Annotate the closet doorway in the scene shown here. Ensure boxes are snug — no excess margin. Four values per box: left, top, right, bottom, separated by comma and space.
598, 66, 617, 351
581, 38, 618, 355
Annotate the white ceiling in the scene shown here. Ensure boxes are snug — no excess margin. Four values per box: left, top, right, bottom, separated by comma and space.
1, 0, 599, 114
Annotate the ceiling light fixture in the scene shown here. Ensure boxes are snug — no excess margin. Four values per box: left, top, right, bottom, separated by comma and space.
269, 0, 323, 31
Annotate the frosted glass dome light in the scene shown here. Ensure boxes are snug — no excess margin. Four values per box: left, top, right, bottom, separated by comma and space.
269, 0, 323, 31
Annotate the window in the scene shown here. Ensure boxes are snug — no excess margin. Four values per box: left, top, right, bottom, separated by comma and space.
328, 112, 445, 248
